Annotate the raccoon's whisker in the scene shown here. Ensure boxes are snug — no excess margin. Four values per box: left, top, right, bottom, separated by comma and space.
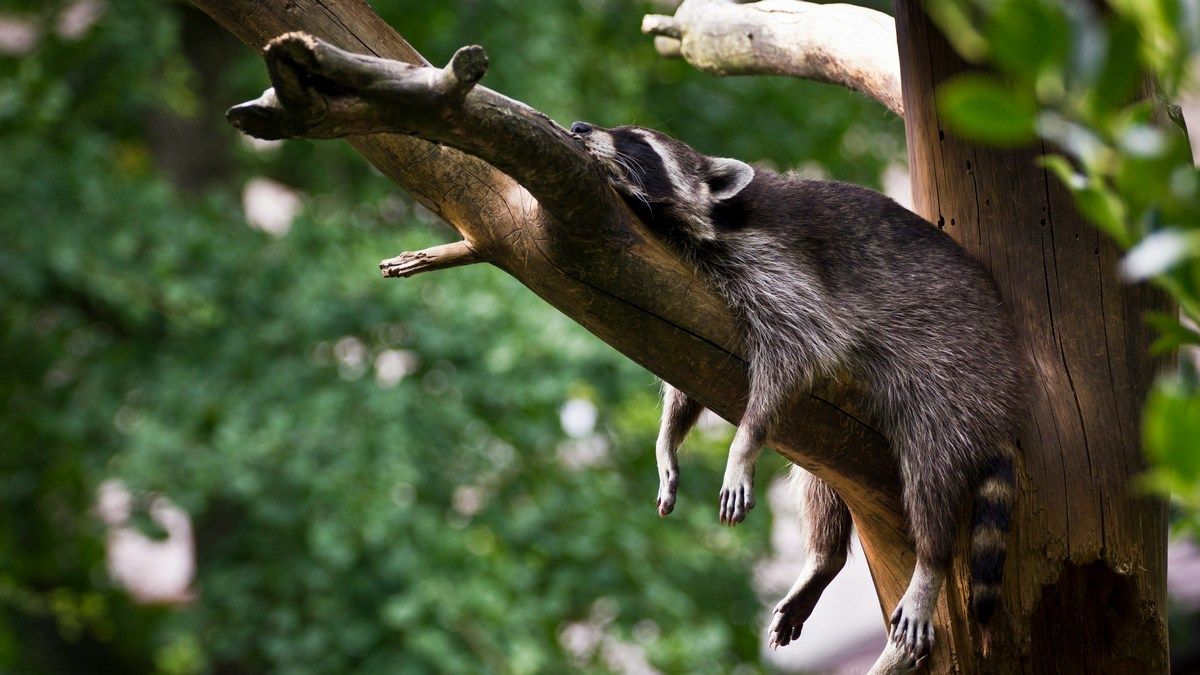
615, 150, 648, 176
615, 149, 646, 170
613, 156, 648, 194
611, 157, 652, 212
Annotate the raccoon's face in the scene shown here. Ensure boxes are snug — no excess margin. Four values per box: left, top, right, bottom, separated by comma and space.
570, 121, 754, 240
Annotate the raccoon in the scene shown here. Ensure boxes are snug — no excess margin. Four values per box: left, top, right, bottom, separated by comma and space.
570, 121, 1026, 662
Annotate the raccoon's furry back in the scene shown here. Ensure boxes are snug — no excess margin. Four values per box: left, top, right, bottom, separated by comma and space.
576, 120, 1029, 623
690, 171, 1027, 609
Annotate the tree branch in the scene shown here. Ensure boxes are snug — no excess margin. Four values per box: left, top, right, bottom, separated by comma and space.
228, 32, 613, 228
192, 0, 917, 626
379, 240, 479, 278
642, 0, 904, 117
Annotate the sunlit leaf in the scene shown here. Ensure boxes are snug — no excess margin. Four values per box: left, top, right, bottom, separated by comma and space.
1145, 311, 1200, 354
1085, 18, 1142, 118
938, 75, 1037, 145
1142, 381, 1200, 505
1037, 112, 1110, 169
924, 0, 989, 62
1121, 229, 1200, 279
1039, 154, 1086, 189
987, 0, 1069, 84
1075, 186, 1131, 244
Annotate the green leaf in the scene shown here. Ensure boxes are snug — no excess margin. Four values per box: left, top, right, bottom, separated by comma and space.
938, 75, 1037, 146
1142, 381, 1200, 509
1085, 18, 1142, 118
1074, 186, 1131, 245
1039, 158, 1134, 246
987, 0, 1069, 84
1039, 154, 1086, 189
1145, 311, 1200, 354
925, 0, 989, 62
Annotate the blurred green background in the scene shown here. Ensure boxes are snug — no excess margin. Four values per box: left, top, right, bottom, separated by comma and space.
0, 0, 905, 672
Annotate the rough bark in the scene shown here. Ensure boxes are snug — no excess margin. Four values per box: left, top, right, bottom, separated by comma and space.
642, 0, 904, 117
893, 1, 1170, 671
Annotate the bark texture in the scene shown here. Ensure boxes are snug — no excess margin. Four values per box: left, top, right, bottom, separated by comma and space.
642, 0, 904, 117
893, 1, 1170, 671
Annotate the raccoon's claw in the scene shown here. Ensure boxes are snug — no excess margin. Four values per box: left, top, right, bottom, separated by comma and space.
767, 608, 805, 649
655, 469, 678, 517
717, 483, 754, 525
888, 603, 934, 660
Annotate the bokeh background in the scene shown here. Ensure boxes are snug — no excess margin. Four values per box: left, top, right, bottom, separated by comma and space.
2, 1, 1197, 673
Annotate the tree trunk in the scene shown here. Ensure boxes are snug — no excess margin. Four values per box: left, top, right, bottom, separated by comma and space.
893, 2, 1170, 671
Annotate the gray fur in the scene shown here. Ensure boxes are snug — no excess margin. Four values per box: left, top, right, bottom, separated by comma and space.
573, 122, 1027, 661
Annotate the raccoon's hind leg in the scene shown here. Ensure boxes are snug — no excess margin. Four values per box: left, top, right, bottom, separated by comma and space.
655, 382, 705, 517
886, 441, 963, 660
888, 559, 944, 660
768, 467, 852, 648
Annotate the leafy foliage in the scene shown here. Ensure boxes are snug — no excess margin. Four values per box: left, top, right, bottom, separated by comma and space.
0, 1, 903, 672
928, 0, 1200, 532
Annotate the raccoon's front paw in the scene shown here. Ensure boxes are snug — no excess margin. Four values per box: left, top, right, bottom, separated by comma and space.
718, 467, 755, 525
655, 468, 678, 517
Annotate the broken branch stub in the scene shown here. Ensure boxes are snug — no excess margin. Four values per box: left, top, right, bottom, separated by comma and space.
379, 240, 479, 278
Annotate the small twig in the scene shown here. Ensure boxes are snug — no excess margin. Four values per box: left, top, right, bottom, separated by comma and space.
379, 240, 480, 278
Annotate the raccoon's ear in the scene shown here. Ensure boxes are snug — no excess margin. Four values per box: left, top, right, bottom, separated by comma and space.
705, 158, 754, 201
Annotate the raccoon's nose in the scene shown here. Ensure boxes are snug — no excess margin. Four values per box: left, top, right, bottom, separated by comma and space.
570, 121, 593, 135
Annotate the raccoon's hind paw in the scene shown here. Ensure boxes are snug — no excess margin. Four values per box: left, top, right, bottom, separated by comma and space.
867, 643, 927, 675
655, 468, 678, 517
766, 556, 843, 649
767, 607, 805, 649
717, 468, 755, 525
888, 600, 934, 660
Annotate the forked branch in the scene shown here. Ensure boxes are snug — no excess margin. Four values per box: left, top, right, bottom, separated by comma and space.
227, 32, 613, 227
643, 0, 904, 117
228, 33, 488, 139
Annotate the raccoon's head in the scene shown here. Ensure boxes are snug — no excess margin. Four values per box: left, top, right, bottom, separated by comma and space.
570, 121, 754, 241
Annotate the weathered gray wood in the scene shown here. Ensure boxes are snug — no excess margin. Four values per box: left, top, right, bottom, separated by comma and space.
642, 0, 903, 117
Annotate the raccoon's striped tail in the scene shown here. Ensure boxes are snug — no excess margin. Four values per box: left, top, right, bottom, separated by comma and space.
969, 449, 1015, 623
